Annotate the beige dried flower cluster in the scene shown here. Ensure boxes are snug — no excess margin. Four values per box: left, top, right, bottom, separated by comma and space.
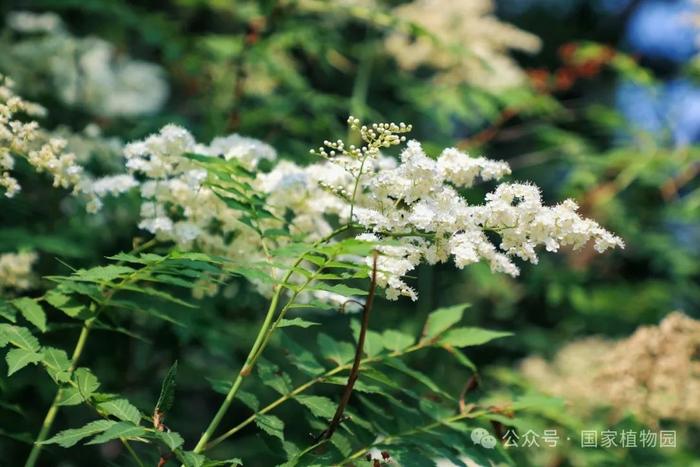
384, 0, 541, 89
0, 75, 125, 211
0, 250, 38, 293
0, 75, 82, 199
521, 312, 700, 425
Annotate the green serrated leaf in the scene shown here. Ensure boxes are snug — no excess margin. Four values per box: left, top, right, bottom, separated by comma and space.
311, 282, 368, 296
439, 327, 512, 348
295, 395, 336, 419
385, 359, 452, 399
279, 333, 326, 376
207, 378, 231, 395
0, 324, 40, 351
57, 387, 85, 406
257, 359, 293, 395
12, 298, 46, 332
86, 421, 147, 445
41, 420, 116, 447
330, 431, 352, 456
318, 333, 354, 366
0, 300, 17, 323
98, 398, 141, 424
74, 367, 100, 400
423, 304, 469, 339
44, 291, 87, 319
202, 458, 243, 467
255, 414, 284, 441
445, 347, 477, 372
42, 347, 71, 383
6, 348, 43, 376
350, 320, 384, 357
278, 317, 320, 329
155, 430, 184, 450
382, 329, 416, 352
180, 451, 206, 467
155, 361, 178, 414
75, 265, 135, 283
237, 390, 260, 411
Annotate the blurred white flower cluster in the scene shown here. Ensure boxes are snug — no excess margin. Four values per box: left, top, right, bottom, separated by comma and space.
0, 11, 168, 118
0, 250, 37, 293
522, 312, 700, 425
384, 0, 541, 89
6, 11, 62, 34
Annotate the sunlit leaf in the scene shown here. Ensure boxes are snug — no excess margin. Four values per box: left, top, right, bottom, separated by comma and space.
41, 420, 116, 448
12, 298, 46, 332
6, 348, 42, 376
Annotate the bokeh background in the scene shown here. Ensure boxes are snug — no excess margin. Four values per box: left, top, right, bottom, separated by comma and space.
0, 0, 698, 466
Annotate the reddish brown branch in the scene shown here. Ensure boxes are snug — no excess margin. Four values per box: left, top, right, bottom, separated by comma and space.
458, 108, 518, 149
318, 251, 379, 441
228, 17, 265, 131
458, 374, 479, 414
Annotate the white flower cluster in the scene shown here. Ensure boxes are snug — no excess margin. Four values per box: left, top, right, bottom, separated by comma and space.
346, 140, 622, 299
124, 124, 280, 253
384, 0, 541, 89
6, 11, 62, 34
0, 75, 82, 198
1, 12, 168, 118
0, 75, 133, 210
122, 117, 622, 302
521, 312, 700, 424
0, 250, 38, 292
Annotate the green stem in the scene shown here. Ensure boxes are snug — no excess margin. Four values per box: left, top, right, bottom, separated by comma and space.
191, 285, 281, 453
192, 226, 351, 453
349, 44, 373, 123
121, 437, 145, 467
347, 44, 374, 225
348, 154, 369, 224
24, 320, 94, 467
205, 342, 427, 451
247, 254, 329, 366
24, 238, 157, 467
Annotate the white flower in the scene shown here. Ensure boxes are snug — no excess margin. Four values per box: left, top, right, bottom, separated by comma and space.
0, 76, 97, 202
90, 174, 138, 197
197, 134, 277, 170
7, 11, 62, 33
0, 250, 38, 292
341, 139, 622, 299
437, 147, 511, 186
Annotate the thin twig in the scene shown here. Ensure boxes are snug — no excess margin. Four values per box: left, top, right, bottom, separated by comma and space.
458, 374, 479, 414
120, 438, 145, 467
227, 2, 285, 131
191, 225, 351, 453
318, 251, 379, 441
457, 108, 518, 149
204, 339, 429, 451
